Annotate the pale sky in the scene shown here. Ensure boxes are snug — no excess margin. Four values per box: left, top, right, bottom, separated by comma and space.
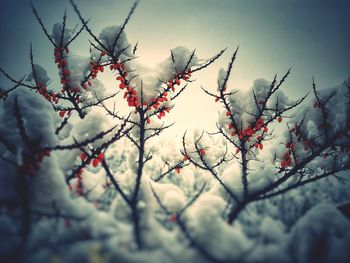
1, 0, 349, 137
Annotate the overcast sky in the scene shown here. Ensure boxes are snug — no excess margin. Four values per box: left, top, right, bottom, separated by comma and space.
0, 0, 349, 136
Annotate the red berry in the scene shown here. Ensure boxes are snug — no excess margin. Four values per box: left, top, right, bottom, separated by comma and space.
80, 152, 87, 161
277, 116, 282, 123
59, 110, 66, 118
97, 152, 104, 160
92, 158, 100, 167
169, 214, 177, 222
200, 149, 206, 155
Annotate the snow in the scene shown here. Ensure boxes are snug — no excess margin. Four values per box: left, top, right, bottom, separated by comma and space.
51, 23, 74, 46
26, 64, 50, 85
289, 203, 350, 263
217, 77, 294, 132
151, 181, 186, 213
1, 79, 349, 263
98, 26, 132, 57
185, 192, 253, 261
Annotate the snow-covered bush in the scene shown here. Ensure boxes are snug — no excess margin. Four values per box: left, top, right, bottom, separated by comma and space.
0, 1, 349, 263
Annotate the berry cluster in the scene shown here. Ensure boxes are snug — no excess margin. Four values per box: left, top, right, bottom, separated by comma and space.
54, 47, 70, 91
80, 151, 104, 167
36, 83, 59, 104
280, 143, 294, 168
227, 116, 268, 150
